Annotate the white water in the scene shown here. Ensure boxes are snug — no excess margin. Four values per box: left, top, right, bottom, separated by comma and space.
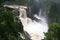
4, 5, 48, 40
19, 8, 48, 40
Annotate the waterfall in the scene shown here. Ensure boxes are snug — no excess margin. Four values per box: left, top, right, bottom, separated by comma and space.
19, 6, 48, 40
19, 0, 48, 40
4, 5, 48, 40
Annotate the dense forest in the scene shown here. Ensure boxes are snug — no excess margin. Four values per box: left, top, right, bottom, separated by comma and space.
0, 0, 60, 40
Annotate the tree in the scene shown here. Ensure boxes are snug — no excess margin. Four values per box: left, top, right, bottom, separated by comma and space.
44, 22, 60, 40
48, 2, 60, 23
0, 0, 24, 40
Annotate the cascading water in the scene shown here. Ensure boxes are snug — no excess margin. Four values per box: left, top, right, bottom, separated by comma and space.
4, 5, 48, 40
4, 0, 48, 39
18, 5, 48, 40
22, 9, 48, 40
18, 0, 48, 40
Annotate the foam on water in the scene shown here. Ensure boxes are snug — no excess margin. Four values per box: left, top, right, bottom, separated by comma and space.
24, 16, 48, 39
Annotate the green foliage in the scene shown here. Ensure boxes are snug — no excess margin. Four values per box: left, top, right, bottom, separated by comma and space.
43, 2, 60, 40
48, 2, 60, 23
16, 0, 33, 6
0, 0, 24, 40
0, 0, 14, 5
0, 8, 23, 40
44, 22, 60, 40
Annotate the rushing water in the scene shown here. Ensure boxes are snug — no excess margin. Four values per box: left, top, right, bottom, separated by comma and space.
4, 5, 48, 40
22, 9, 48, 40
